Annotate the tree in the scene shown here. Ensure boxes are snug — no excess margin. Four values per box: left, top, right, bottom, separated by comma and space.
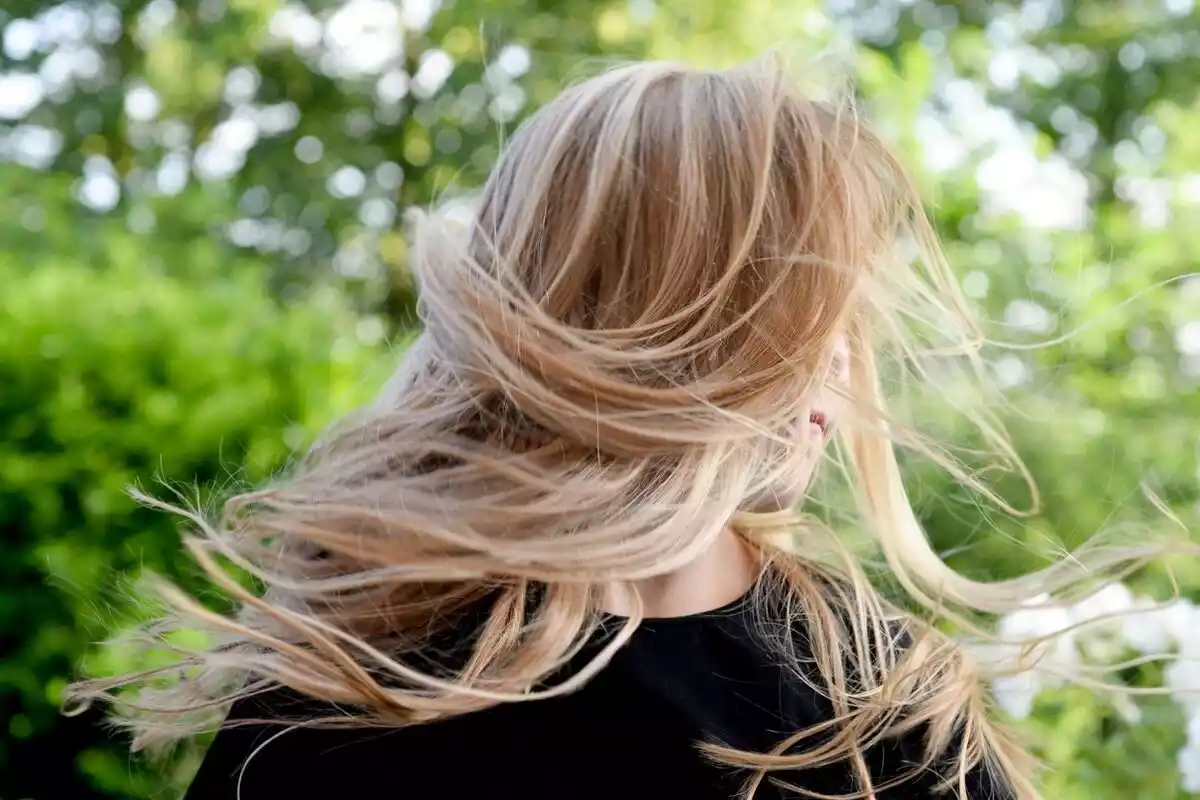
1, 0, 1196, 796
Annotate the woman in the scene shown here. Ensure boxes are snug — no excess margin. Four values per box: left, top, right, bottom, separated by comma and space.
69, 56, 1154, 798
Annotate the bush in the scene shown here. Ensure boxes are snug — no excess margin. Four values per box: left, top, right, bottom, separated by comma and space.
0, 257, 388, 798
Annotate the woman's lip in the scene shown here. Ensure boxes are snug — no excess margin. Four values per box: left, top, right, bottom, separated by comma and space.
809, 410, 829, 435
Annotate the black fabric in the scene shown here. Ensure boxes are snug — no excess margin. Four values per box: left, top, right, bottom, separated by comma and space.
184, 594, 1009, 799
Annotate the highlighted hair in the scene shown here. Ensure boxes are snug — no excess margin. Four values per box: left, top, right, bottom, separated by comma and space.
68, 55, 1181, 798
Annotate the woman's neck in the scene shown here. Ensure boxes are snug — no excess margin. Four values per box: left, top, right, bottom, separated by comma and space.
604, 526, 759, 619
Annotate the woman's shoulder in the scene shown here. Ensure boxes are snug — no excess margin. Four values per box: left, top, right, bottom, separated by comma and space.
741, 569, 1017, 797
184, 687, 399, 798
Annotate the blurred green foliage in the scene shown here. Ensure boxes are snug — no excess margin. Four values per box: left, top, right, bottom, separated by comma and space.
1, 0, 1197, 797
0, 253, 387, 797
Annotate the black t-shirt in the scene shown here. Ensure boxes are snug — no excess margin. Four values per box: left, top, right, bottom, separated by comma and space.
184, 593, 1010, 799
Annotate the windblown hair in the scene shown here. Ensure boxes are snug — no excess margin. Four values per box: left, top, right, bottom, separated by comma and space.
68, 56, 1177, 799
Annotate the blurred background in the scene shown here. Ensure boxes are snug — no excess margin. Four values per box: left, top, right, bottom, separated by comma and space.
1, 0, 1198, 797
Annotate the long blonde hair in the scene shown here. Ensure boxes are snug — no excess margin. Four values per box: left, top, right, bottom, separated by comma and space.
67, 55, 1176, 798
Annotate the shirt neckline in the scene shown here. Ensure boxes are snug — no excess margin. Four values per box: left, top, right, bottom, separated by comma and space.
602, 585, 756, 626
